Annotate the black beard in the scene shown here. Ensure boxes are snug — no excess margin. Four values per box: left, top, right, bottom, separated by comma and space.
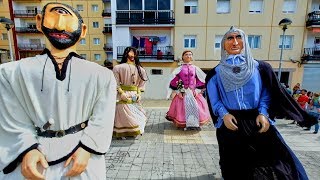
41, 25, 82, 50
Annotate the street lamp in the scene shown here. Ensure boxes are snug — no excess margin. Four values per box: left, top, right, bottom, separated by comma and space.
0, 18, 14, 62
278, 18, 292, 81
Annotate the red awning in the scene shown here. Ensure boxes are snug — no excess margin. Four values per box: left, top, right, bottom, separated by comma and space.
312, 28, 320, 33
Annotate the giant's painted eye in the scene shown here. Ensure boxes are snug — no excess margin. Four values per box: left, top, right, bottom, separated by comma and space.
51, 7, 71, 15
236, 35, 242, 39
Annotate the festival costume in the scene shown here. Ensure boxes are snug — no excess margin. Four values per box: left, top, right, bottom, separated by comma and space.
206, 60, 316, 180
112, 63, 147, 137
0, 49, 117, 179
166, 63, 210, 128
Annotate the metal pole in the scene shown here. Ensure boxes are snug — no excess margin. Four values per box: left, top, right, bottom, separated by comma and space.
5, 24, 14, 62
278, 27, 286, 81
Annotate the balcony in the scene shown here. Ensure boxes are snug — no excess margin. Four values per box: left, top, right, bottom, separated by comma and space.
306, 11, 320, 28
301, 48, 320, 63
15, 27, 40, 33
14, 10, 41, 18
102, 9, 111, 17
117, 46, 174, 61
103, 44, 113, 51
116, 10, 175, 25
18, 44, 45, 51
102, 26, 112, 34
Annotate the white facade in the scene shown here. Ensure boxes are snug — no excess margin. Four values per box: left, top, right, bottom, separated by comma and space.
143, 67, 173, 99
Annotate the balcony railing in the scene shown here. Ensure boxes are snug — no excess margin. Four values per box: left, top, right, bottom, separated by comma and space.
306, 11, 320, 27
301, 47, 320, 62
102, 9, 111, 17
18, 44, 45, 51
102, 0, 111, 3
14, 10, 41, 17
15, 27, 40, 33
102, 26, 112, 33
117, 46, 174, 60
116, 10, 175, 25
104, 44, 113, 51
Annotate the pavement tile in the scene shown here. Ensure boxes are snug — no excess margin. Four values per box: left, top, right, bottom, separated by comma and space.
106, 107, 320, 180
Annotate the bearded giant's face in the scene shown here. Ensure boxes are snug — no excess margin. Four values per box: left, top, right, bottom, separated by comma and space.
41, 4, 82, 50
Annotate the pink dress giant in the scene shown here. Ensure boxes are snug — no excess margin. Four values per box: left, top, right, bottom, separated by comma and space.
166, 64, 210, 128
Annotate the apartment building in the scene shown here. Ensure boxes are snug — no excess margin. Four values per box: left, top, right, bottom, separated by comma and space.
110, 0, 320, 99
1, 0, 320, 97
175, 0, 320, 93
0, 0, 12, 63
111, 0, 176, 99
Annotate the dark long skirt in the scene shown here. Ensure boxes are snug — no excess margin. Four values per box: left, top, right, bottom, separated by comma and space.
217, 109, 308, 180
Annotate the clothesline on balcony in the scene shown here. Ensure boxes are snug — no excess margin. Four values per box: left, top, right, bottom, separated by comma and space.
132, 36, 167, 48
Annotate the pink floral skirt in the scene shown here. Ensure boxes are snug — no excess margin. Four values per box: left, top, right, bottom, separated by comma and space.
166, 92, 210, 128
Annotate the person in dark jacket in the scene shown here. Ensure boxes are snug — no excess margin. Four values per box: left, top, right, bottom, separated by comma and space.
205, 26, 316, 180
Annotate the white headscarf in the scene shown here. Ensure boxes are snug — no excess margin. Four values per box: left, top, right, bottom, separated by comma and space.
219, 26, 256, 92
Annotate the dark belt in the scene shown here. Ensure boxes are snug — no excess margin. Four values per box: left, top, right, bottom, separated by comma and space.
36, 120, 89, 138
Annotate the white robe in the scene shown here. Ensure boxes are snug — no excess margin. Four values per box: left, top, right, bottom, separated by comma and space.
0, 53, 117, 179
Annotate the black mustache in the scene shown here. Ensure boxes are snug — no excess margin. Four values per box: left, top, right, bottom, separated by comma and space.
44, 27, 73, 38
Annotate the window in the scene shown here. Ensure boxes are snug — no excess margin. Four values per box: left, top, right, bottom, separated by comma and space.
27, 23, 36, 29
93, 38, 100, 45
93, 22, 99, 28
282, 0, 296, 13
26, 6, 37, 14
279, 35, 293, 49
130, 0, 142, 10
184, 0, 198, 14
217, 0, 230, 14
151, 69, 163, 75
249, 0, 263, 14
2, 33, 8, 40
184, 35, 197, 48
29, 39, 41, 44
80, 39, 86, 45
94, 54, 101, 61
315, 37, 320, 47
215, 35, 223, 49
145, 0, 170, 10
92, 5, 98, 12
117, 0, 129, 10
248, 35, 261, 49
80, 54, 87, 59
77, 5, 84, 12
158, 0, 171, 10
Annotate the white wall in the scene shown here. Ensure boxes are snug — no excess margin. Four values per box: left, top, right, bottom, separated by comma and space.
143, 67, 173, 99
113, 27, 130, 57
311, 0, 320, 11
306, 32, 320, 48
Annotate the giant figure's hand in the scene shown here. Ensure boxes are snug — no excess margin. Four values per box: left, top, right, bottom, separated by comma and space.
65, 147, 91, 177
256, 114, 270, 133
136, 94, 141, 103
21, 149, 48, 180
177, 93, 184, 99
120, 93, 129, 102
223, 113, 238, 131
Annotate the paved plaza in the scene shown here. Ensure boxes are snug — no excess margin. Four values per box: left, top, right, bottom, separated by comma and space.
105, 100, 320, 180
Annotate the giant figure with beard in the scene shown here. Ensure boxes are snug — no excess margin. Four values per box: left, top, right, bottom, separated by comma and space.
0, 2, 116, 180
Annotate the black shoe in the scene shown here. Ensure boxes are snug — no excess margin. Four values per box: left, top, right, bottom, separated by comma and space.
313, 131, 318, 134
303, 128, 311, 131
